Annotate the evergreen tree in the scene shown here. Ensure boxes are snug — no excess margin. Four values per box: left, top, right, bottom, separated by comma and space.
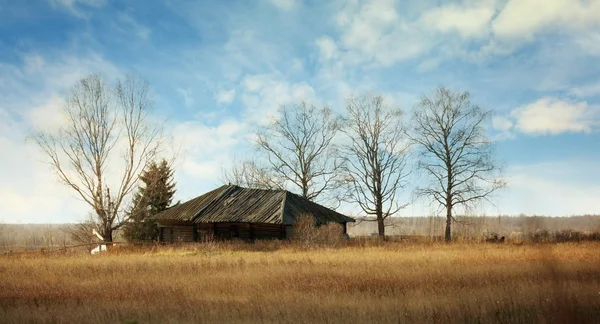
123, 159, 176, 241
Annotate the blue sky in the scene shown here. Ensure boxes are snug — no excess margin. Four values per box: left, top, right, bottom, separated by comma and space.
1, 0, 599, 223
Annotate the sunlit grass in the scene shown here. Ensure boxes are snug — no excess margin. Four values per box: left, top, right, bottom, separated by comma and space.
1, 242, 599, 323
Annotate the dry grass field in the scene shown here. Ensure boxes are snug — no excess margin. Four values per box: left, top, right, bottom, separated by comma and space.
1, 242, 600, 324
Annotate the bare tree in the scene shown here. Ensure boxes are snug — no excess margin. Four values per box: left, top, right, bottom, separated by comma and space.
221, 158, 283, 190
256, 102, 342, 202
410, 87, 505, 241
341, 94, 410, 238
33, 74, 163, 243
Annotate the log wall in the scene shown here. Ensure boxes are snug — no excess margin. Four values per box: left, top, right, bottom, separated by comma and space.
159, 222, 342, 242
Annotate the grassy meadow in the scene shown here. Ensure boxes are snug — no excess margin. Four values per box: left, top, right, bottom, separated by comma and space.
1, 241, 600, 323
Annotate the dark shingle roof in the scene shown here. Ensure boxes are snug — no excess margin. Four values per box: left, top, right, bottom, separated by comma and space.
154, 185, 354, 225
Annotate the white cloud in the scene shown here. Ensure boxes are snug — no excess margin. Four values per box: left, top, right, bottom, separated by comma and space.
511, 98, 600, 134
223, 29, 281, 78
492, 0, 600, 42
492, 115, 513, 132
117, 12, 151, 40
324, 0, 432, 67
421, 2, 495, 38
336, 0, 399, 50
290, 58, 304, 72
23, 54, 45, 73
415, 58, 440, 72
312, 59, 353, 103
314, 0, 600, 68
268, 0, 300, 11
243, 74, 267, 92
171, 119, 248, 181
491, 115, 515, 141
0, 108, 89, 223
50, 0, 106, 18
173, 119, 247, 155
216, 89, 236, 104
0, 188, 32, 216
0, 52, 120, 110
176, 88, 194, 108
24, 95, 66, 132
315, 36, 338, 61
495, 161, 600, 216
570, 82, 600, 98
291, 82, 314, 100
240, 73, 316, 124
493, 97, 600, 138
576, 31, 600, 56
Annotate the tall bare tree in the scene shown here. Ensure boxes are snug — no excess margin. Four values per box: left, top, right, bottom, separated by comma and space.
411, 87, 505, 241
256, 102, 342, 202
33, 74, 163, 242
221, 158, 282, 190
341, 95, 410, 238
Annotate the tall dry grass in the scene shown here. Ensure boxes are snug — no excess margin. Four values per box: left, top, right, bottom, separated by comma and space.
292, 215, 346, 248
1, 242, 599, 323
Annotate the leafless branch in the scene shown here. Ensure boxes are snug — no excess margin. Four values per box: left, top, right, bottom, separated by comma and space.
340, 94, 411, 238
220, 158, 284, 190
64, 214, 102, 251
410, 86, 506, 241
255, 102, 343, 205
32, 74, 165, 242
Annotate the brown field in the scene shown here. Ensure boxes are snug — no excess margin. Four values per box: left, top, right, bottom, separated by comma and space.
1, 242, 600, 324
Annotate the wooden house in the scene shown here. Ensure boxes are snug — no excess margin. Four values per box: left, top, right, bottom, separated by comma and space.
154, 184, 355, 242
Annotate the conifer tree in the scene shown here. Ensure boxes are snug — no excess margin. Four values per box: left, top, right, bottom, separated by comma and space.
123, 159, 176, 241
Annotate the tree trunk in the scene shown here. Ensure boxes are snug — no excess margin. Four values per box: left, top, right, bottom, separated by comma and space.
377, 216, 385, 239
102, 228, 113, 243
445, 205, 452, 242
376, 199, 385, 239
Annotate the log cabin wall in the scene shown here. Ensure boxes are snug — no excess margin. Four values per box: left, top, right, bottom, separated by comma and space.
158, 221, 196, 243
173, 226, 195, 242
206, 222, 286, 240
158, 221, 351, 242
158, 222, 347, 242
159, 222, 292, 242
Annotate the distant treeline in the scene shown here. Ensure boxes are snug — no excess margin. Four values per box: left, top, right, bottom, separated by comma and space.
0, 224, 125, 252
347, 215, 600, 238
1, 215, 599, 251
